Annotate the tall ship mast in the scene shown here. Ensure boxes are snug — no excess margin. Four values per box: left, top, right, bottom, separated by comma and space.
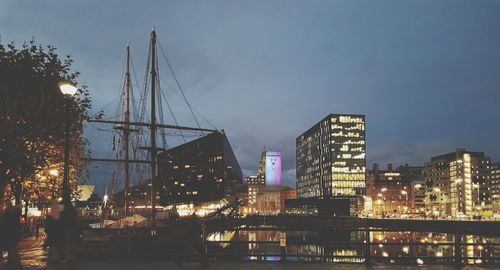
87, 28, 242, 227
149, 28, 158, 226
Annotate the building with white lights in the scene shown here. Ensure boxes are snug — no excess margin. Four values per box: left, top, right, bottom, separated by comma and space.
424, 149, 492, 217
296, 114, 366, 199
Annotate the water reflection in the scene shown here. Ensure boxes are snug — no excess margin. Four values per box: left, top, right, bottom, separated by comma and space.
207, 229, 500, 264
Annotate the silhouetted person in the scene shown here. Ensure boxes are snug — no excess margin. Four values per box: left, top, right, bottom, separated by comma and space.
35, 219, 40, 240
45, 201, 65, 261
60, 204, 78, 261
3, 201, 22, 269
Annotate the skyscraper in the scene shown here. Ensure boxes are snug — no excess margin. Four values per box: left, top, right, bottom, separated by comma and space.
296, 114, 366, 199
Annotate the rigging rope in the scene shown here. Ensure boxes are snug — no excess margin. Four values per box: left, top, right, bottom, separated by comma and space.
158, 82, 186, 143
159, 75, 217, 130
158, 41, 204, 134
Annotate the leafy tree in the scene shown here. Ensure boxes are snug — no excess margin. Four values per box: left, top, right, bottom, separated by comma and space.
0, 39, 92, 205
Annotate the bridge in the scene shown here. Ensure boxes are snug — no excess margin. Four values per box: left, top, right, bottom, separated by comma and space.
204, 216, 500, 236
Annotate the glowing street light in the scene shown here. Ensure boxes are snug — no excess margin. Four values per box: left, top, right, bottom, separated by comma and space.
49, 169, 59, 177
103, 194, 109, 207
477, 245, 484, 258
59, 80, 77, 210
47, 168, 60, 199
58, 81, 78, 96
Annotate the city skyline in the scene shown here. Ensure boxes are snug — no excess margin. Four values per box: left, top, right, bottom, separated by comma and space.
2, 1, 500, 192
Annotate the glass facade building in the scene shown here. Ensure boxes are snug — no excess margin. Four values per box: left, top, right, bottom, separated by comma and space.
158, 131, 243, 205
296, 114, 366, 199
424, 149, 491, 217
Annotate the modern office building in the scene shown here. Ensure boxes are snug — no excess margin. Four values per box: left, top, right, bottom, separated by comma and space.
258, 150, 282, 186
157, 131, 243, 205
424, 149, 491, 217
296, 114, 366, 199
491, 163, 500, 212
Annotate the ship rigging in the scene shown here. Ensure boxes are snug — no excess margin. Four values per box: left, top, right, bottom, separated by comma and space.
86, 28, 217, 226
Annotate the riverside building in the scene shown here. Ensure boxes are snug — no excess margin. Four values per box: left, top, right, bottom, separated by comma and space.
157, 131, 243, 205
423, 149, 492, 217
295, 114, 365, 215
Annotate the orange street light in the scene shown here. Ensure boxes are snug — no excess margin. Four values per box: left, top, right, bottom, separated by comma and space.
49, 169, 59, 177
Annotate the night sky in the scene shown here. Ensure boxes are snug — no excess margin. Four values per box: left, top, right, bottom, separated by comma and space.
2, 1, 500, 193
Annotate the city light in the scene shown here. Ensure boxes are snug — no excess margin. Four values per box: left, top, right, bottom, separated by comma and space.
58, 81, 78, 96
49, 169, 59, 177
2, 6, 498, 268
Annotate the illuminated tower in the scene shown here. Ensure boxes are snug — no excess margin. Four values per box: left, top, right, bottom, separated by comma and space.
296, 114, 366, 199
258, 149, 282, 186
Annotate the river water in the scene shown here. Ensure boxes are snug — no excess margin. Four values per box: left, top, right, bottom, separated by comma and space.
206, 229, 500, 265
2, 229, 498, 269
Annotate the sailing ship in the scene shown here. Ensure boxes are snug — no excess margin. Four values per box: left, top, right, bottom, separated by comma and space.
87, 28, 243, 227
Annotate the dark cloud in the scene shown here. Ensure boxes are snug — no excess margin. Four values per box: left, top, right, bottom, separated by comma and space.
2, 1, 500, 194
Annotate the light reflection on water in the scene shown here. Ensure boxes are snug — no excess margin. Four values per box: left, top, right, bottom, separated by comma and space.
207, 230, 500, 264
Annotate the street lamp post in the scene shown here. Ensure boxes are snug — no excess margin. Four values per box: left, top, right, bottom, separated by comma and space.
58, 81, 78, 209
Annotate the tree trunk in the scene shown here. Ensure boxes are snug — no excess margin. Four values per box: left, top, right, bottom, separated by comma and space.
11, 181, 22, 206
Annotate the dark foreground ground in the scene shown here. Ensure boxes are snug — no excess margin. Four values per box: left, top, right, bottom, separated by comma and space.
0, 235, 497, 270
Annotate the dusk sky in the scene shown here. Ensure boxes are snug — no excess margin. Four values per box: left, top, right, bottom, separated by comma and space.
2, 1, 500, 193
